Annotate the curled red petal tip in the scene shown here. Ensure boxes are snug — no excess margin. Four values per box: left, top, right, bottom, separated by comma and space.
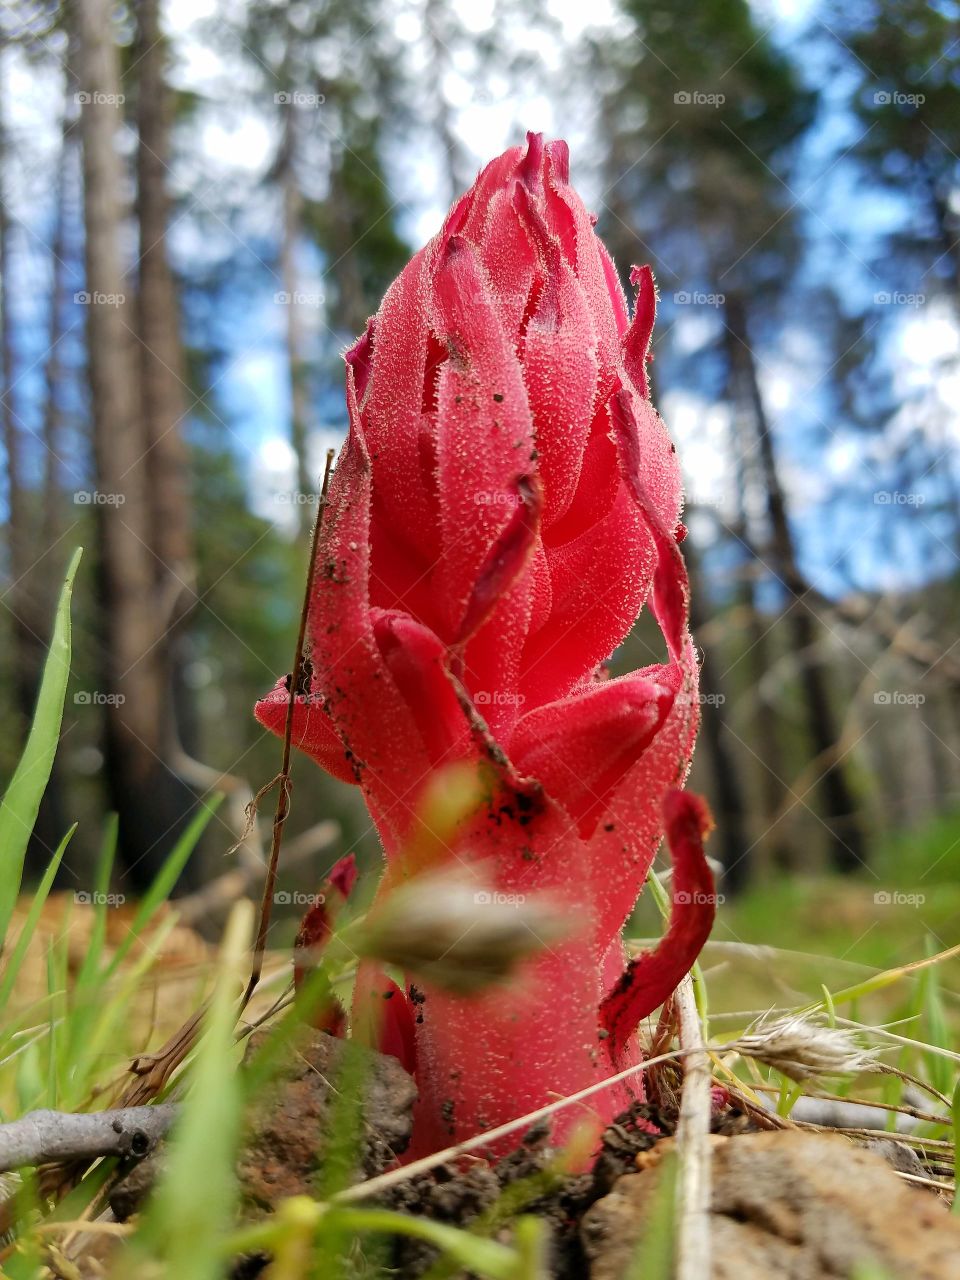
599, 789, 716, 1060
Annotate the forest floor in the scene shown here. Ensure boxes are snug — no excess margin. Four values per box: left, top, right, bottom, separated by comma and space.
1, 804, 957, 1278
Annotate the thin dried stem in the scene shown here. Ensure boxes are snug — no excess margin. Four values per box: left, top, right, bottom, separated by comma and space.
243, 448, 335, 1010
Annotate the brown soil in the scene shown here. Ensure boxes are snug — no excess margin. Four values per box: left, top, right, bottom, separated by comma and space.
109, 1030, 959, 1279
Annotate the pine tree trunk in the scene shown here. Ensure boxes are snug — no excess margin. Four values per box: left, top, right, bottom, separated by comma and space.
725, 358, 795, 874
278, 105, 313, 532
0, 62, 35, 746
135, 0, 199, 786
733, 520, 796, 872
425, 0, 468, 202
725, 292, 867, 873
686, 535, 751, 891
77, 0, 177, 885
31, 69, 80, 867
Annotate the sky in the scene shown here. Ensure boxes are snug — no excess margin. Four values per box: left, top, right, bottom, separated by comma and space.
2, 0, 958, 593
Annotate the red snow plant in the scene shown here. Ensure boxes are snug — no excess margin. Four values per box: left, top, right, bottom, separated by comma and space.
257, 133, 716, 1159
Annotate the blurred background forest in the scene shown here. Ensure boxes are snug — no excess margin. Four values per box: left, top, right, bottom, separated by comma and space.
1, 0, 958, 956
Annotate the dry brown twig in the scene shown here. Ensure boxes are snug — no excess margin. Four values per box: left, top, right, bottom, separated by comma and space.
242, 447, 335, 1011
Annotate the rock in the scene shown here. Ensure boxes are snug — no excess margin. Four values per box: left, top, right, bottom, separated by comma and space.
863, 1137, 926, 1177
110, 1028, 417, 1224
238, 1027, 418, 1214
582, 1129, 960, 1280
111, 1151, 166, 1221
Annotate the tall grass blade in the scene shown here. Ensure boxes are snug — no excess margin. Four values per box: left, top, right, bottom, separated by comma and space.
0, 824, 76, 1013
0, 548, 82, 944
129, 900, 251, 1279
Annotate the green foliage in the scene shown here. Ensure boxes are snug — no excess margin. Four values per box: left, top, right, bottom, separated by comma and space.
129, 905, 250, 1280
599, 0, 816, 296
0, 823, 74, 1014
0, 548, 81, 941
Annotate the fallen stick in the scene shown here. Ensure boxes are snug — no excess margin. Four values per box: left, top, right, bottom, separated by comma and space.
0, 1104, 178, 1172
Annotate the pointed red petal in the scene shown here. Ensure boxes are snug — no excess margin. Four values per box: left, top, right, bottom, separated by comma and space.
431, 235, 540, 643
328, 852, 358, 900
349, 255, 440, 566
520, 485, 653, 706
353, 967, 418, 1077
543, 150, 628, 396
254, 677, 358, 785
509, 674, 674, 836
372, 610, 471, 769
599, 791, 715, 1059
513, 183, 598, 527
624, 264, 657, 399
308, 376, 443, 851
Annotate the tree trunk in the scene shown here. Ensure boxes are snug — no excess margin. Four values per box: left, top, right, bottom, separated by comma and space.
686, 534, 751, 892
135, 0, 194, 607
31, 66, 81, 868
0, 60, 35, 743
424, 0, 469, 202
0, 52, 72, 874
41, 103, 74, 558
135, 0, 200, 786
278, 104, 313, 532
724, 292, 867, 873
731, 524, 796, 873
76, 0, 177, 886
723, 353, 795, 874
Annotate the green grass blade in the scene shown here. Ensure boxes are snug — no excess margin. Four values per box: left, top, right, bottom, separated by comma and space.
73, 814, 118, 995
0, 548, 82, 943
624, 1149, 677, 1280
919, 944, 952, 1097
130, 901, 251, 1280
0, 823, 76, 1012
103, 795, 223, 979
325, 1207, 522, 1279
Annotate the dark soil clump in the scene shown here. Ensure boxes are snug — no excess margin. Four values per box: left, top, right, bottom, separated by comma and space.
380, 1104, 673, 1279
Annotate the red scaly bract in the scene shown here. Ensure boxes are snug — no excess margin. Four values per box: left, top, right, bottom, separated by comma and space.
257, 133, 715, 1159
